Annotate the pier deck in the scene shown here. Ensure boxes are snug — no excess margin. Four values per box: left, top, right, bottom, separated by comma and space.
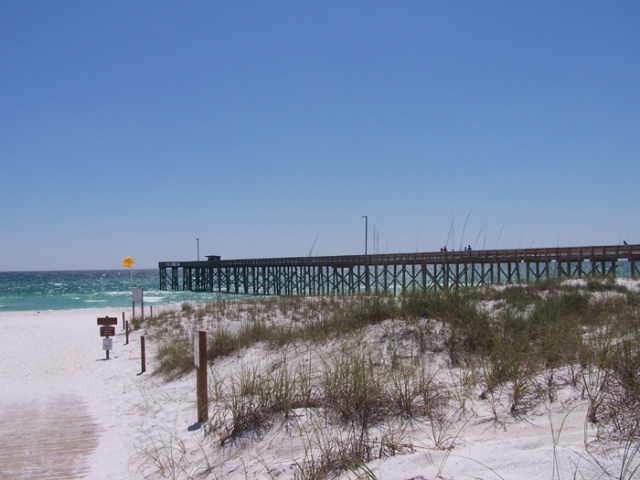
159, 244, 640, 296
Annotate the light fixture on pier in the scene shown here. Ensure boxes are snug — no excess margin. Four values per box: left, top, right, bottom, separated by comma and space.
361, 216, 368, 255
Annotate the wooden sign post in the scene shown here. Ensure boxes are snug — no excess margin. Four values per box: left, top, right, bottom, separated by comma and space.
194, 331, 208, 422
97, 316, 117, 360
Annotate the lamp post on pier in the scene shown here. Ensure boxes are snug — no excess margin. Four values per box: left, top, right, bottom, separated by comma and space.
362, 215, 370, 293
361, 216, 368, 256
196, 238, 200, 262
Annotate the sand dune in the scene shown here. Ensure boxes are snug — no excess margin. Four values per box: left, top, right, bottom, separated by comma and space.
0, 296, 637, 479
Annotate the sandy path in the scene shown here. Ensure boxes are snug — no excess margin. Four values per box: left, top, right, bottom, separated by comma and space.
0, 309, 148, 479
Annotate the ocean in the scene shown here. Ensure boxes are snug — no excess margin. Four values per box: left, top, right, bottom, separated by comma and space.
2, 261, 636, 312
0, 270, 232, 312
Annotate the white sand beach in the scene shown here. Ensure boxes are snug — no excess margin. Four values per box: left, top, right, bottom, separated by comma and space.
0, 308, 148, 479
0, 298, 637, 480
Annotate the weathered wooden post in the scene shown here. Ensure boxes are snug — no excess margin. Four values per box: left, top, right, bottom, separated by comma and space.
140, 336, 146, 374
125, 320, 129, 345
194, 330, 208, 422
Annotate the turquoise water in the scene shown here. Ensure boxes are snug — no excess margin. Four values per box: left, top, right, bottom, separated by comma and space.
2, 261, 635, 312
0, 270, 233, 312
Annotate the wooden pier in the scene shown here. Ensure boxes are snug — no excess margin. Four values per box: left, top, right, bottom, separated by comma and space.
159, 244, 640, 296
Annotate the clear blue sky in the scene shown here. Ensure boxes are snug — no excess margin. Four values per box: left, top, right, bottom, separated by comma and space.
1, 1, 639, 271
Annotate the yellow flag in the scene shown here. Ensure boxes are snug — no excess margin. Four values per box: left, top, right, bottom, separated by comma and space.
122, 256, 134, 268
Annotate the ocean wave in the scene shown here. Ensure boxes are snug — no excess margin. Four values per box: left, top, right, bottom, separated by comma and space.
143, 296, 165, 302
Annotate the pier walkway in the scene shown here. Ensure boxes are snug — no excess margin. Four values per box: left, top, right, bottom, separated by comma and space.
159, 244, 640, 296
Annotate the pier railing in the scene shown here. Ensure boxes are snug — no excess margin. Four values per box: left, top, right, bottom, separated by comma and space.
159, 244, 640, 295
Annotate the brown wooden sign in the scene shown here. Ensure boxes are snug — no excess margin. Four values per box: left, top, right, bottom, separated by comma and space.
97, 316, 117, 326
100, 326, 115, 337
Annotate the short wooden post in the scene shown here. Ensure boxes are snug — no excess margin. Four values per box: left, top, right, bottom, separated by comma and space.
125, 321, 129, 345
195, 330, 208, 422
122, 312, 126, 331
150, 305, 153, 318
140, 336, 146, 374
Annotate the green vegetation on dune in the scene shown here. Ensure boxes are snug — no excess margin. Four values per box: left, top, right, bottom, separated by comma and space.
134, 279, 640, 479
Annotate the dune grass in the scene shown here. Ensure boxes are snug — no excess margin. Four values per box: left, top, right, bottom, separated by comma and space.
134, 278, 640, 479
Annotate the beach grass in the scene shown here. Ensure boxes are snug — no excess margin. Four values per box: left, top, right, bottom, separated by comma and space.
134, 278, 640, 479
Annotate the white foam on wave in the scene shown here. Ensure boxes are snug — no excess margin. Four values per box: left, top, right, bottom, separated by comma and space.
143, 296, 164, 302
